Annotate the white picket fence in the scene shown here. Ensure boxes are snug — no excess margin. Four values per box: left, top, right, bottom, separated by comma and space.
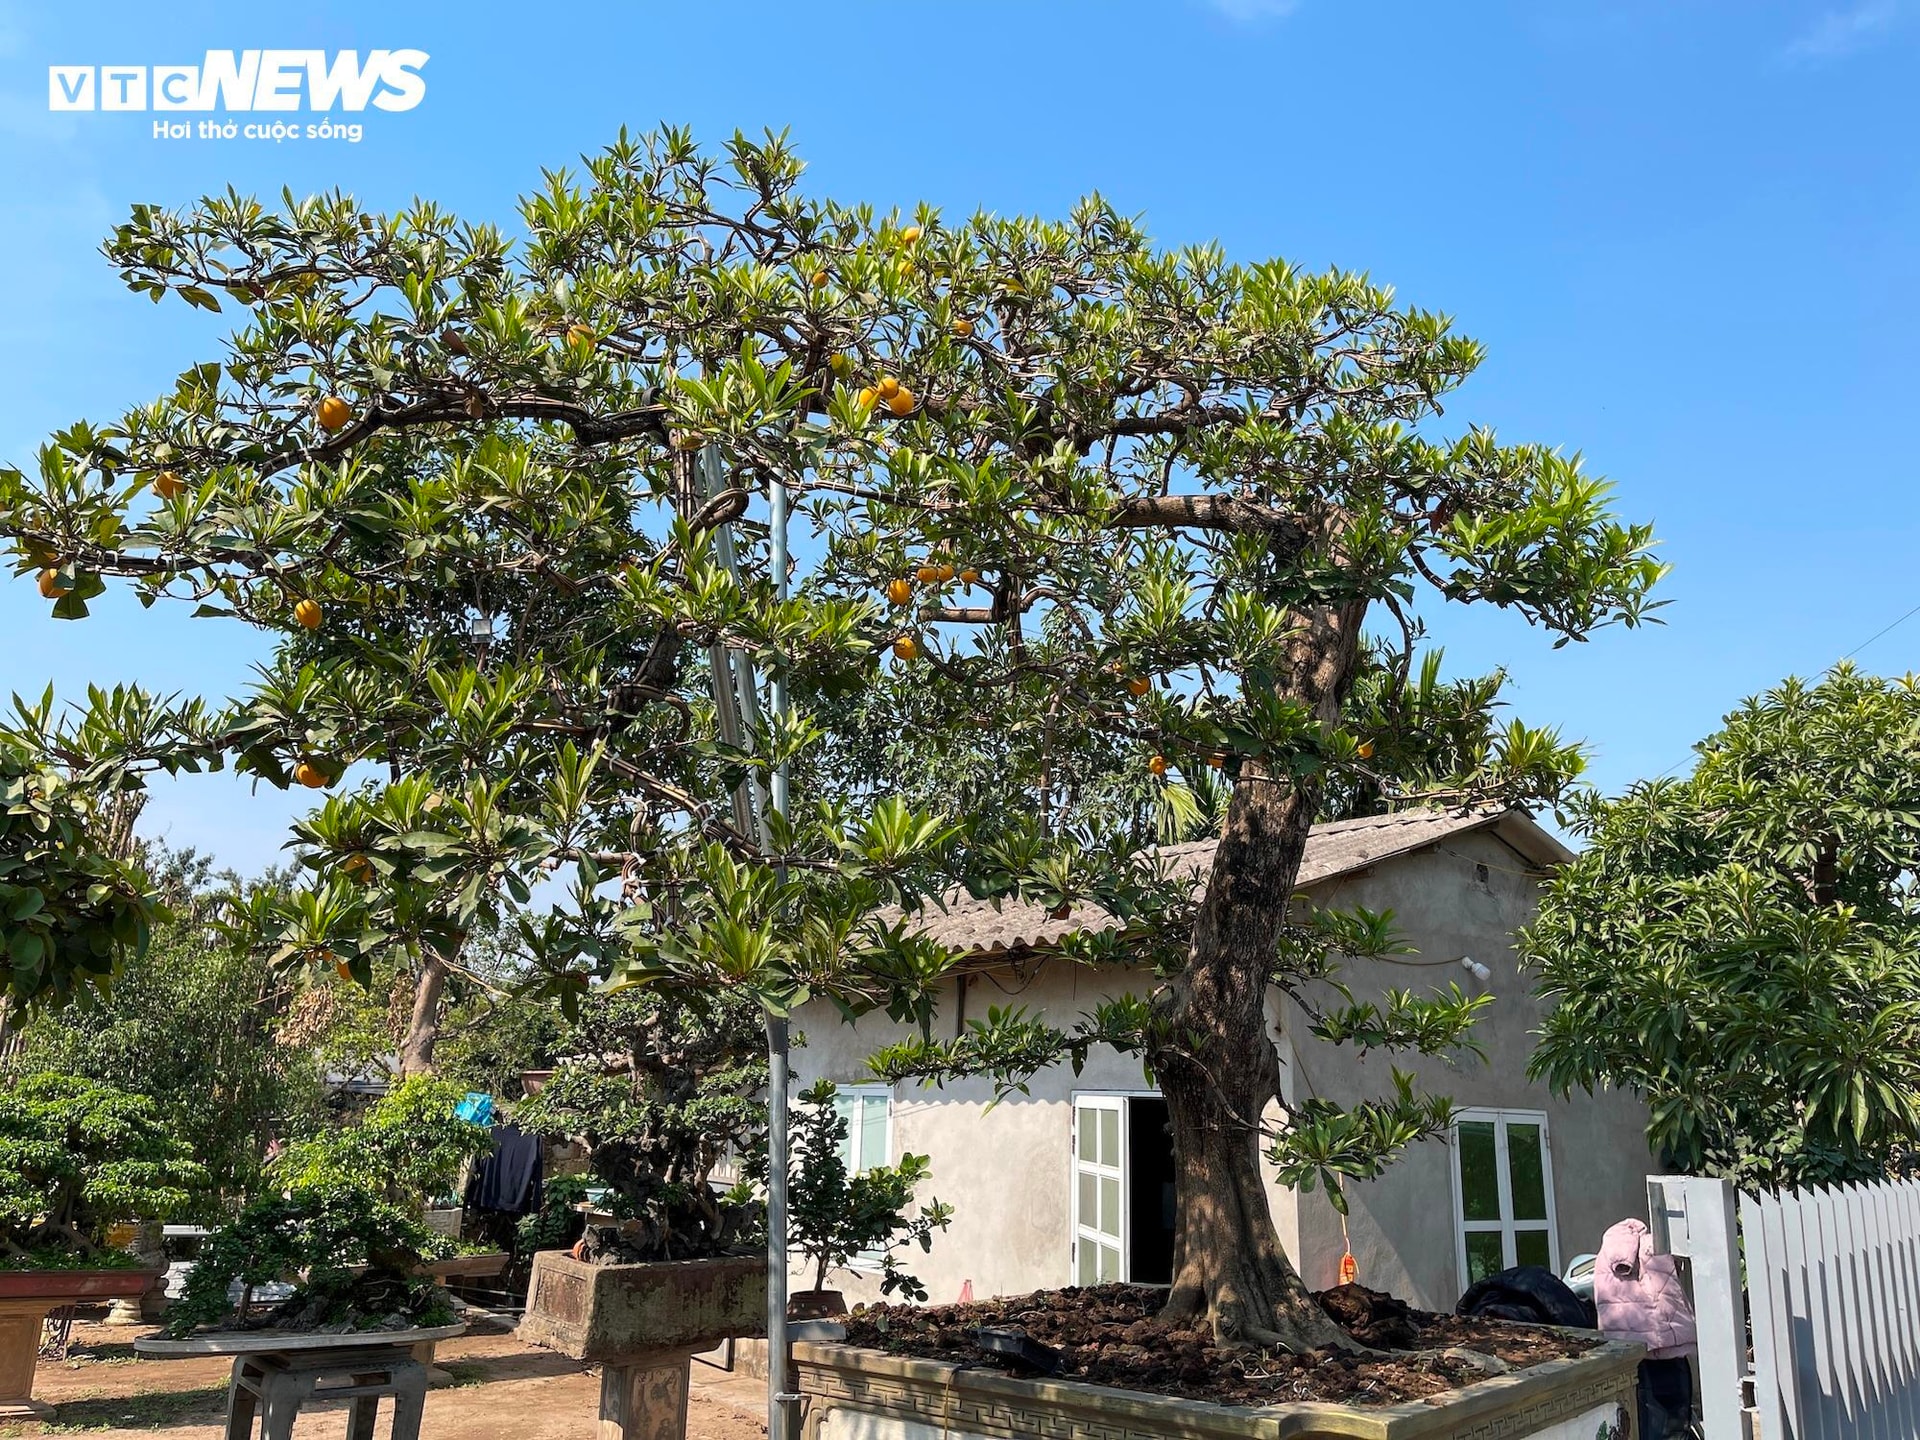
1654, 1174, 1920, 1440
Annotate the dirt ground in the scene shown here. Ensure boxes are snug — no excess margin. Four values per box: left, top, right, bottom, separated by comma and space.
6, 1319, 767, 1438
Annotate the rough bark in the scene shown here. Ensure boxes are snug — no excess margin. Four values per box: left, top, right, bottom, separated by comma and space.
1150, 599, 1368, 1351
398, 950, 452, 1077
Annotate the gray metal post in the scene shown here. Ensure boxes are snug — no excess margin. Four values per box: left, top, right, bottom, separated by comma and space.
765, 471, 796, 1440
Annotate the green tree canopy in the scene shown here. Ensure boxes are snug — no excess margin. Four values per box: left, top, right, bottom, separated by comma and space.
0, 127, 1659, 1347
1525, 666, 1920, 1188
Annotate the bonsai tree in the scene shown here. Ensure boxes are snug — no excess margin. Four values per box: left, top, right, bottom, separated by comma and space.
166, 1183, 456, 1337
1526, 665, 1920, 1189
512, 987, 768, 1260
0, 1073, 202, 1267
0, 128, 1660, 1351
270, 1074, 492, 1214
775, 1080, 952, 1302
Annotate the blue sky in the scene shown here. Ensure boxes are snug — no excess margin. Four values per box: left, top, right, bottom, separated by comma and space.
1, 1, 1915, 872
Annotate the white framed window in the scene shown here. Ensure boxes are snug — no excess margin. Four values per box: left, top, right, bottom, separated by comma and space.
833, 1084, 892, 1176
1450, 1107, 1559, 1290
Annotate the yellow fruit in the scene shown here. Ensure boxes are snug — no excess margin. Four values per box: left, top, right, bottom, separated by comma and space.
1207, 754, 1226, 769
293, 598, 323, 631
566, 323, 594, 350
887, 578, 914, 605
935, 563, 955, 583
1357, 740, 1375, 760
811, 269, 830, 289
952, 318, 974, 337
901, 225, 923, 243
316, 396, 353, 432
893, 636, 921, 661
344, 854, 374, 884
153, 471, 184, 501
293, 761, 329, 789
857, 387, 879, 409
829, 353, 852, 374
37, 568, 68, 599
1148, 754, 1169, 777
914, 564, 941, 585
1126, 677, 1151, 698
959, 568, 980, 586
887, 388, 917, 417
877, 376, 902, 399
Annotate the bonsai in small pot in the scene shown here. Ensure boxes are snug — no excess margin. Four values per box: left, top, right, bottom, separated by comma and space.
0, 1073, 201, 1418
163, 1181, 461, 1339
774, 1080, 954, 1319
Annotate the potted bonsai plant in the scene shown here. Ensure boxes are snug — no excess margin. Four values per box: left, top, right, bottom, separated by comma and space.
162, 1181, 461, 1338
510, 989, 769, 1418
0, 1072, 200, 1419
776, 1080, 953, 1319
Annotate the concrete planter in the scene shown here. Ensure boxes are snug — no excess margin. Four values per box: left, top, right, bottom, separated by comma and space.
519, 1252, 767, 1439
791, 1334, 1644, 1440
0, 1267, 163, 1420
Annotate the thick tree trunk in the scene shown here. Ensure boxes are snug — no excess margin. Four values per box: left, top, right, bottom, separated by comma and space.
1150, 601, 1367, 1351
398, 950, 452, 1077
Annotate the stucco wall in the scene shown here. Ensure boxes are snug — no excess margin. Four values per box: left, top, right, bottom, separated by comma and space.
788, 826, 1655, 1312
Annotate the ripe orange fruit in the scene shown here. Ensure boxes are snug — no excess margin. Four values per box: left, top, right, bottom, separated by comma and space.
935, 563, 956, 582
952, 318, 974, 337
316, 396, 352, 432
857, 386, 879, 409
153, 471, 184, 501
893, 636, 921, 661
293, 760, 329, 789
811, 269, 830, 289
914, 564, 941, 585
887, 388, 917, 417
1357, 740, 1375, 759
293, 599, 323, 630
1126, 677, 1151, 698
37, 568, 68, 599
877, 377, 902, 400
1148, 754, 1169, 776
566, 323, 594, 350
901, 225, 923, 243
959, 568, 980, 586
887, 577, 914, 605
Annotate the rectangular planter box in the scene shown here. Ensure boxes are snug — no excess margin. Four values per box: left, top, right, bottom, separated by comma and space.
791, 1334, 1644, 1440
518, 1252, 766, 1364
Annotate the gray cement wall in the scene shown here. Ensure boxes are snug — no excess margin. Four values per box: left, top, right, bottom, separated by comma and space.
787, 827, 1655, 1313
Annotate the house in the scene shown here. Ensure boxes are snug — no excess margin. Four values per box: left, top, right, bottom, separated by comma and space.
789, 805, 1657, 1313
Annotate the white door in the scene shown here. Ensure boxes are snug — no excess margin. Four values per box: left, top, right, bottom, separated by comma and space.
1072, 1096, 1126, 1285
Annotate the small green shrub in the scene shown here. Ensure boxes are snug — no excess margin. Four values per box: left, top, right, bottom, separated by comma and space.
271, 1075, 490, 1213
0, 1072, 201, 1265
167, 1183, 456, 1337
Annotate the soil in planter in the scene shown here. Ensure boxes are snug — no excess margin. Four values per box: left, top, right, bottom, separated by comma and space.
838, 1283, 1600, 1409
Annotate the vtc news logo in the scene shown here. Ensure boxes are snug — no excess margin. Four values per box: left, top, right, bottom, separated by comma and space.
48, 51, 429, 112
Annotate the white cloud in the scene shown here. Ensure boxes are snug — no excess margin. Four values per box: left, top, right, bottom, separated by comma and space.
1780, 0, 1901, 62
1204, 0, 1302, 22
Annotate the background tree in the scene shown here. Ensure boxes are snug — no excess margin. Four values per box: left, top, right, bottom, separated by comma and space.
7, 844, 327, 1214
0, 128, 1660, 1349
1526, 665, 1920, 1189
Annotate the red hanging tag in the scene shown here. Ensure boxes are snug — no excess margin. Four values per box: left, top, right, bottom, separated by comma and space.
1339, 1251, 1357, 1285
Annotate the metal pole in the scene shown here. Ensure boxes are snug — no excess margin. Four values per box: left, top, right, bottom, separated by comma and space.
765, 471, 796, 1440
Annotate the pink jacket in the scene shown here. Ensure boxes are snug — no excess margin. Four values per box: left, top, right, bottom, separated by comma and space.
1594, 1217, 1697, 1359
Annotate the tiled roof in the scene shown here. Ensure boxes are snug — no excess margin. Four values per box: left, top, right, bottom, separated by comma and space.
904, 806, 1560, 957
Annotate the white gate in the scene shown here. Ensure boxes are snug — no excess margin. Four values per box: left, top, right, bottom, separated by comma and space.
1657, 1173, 1920, 1440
